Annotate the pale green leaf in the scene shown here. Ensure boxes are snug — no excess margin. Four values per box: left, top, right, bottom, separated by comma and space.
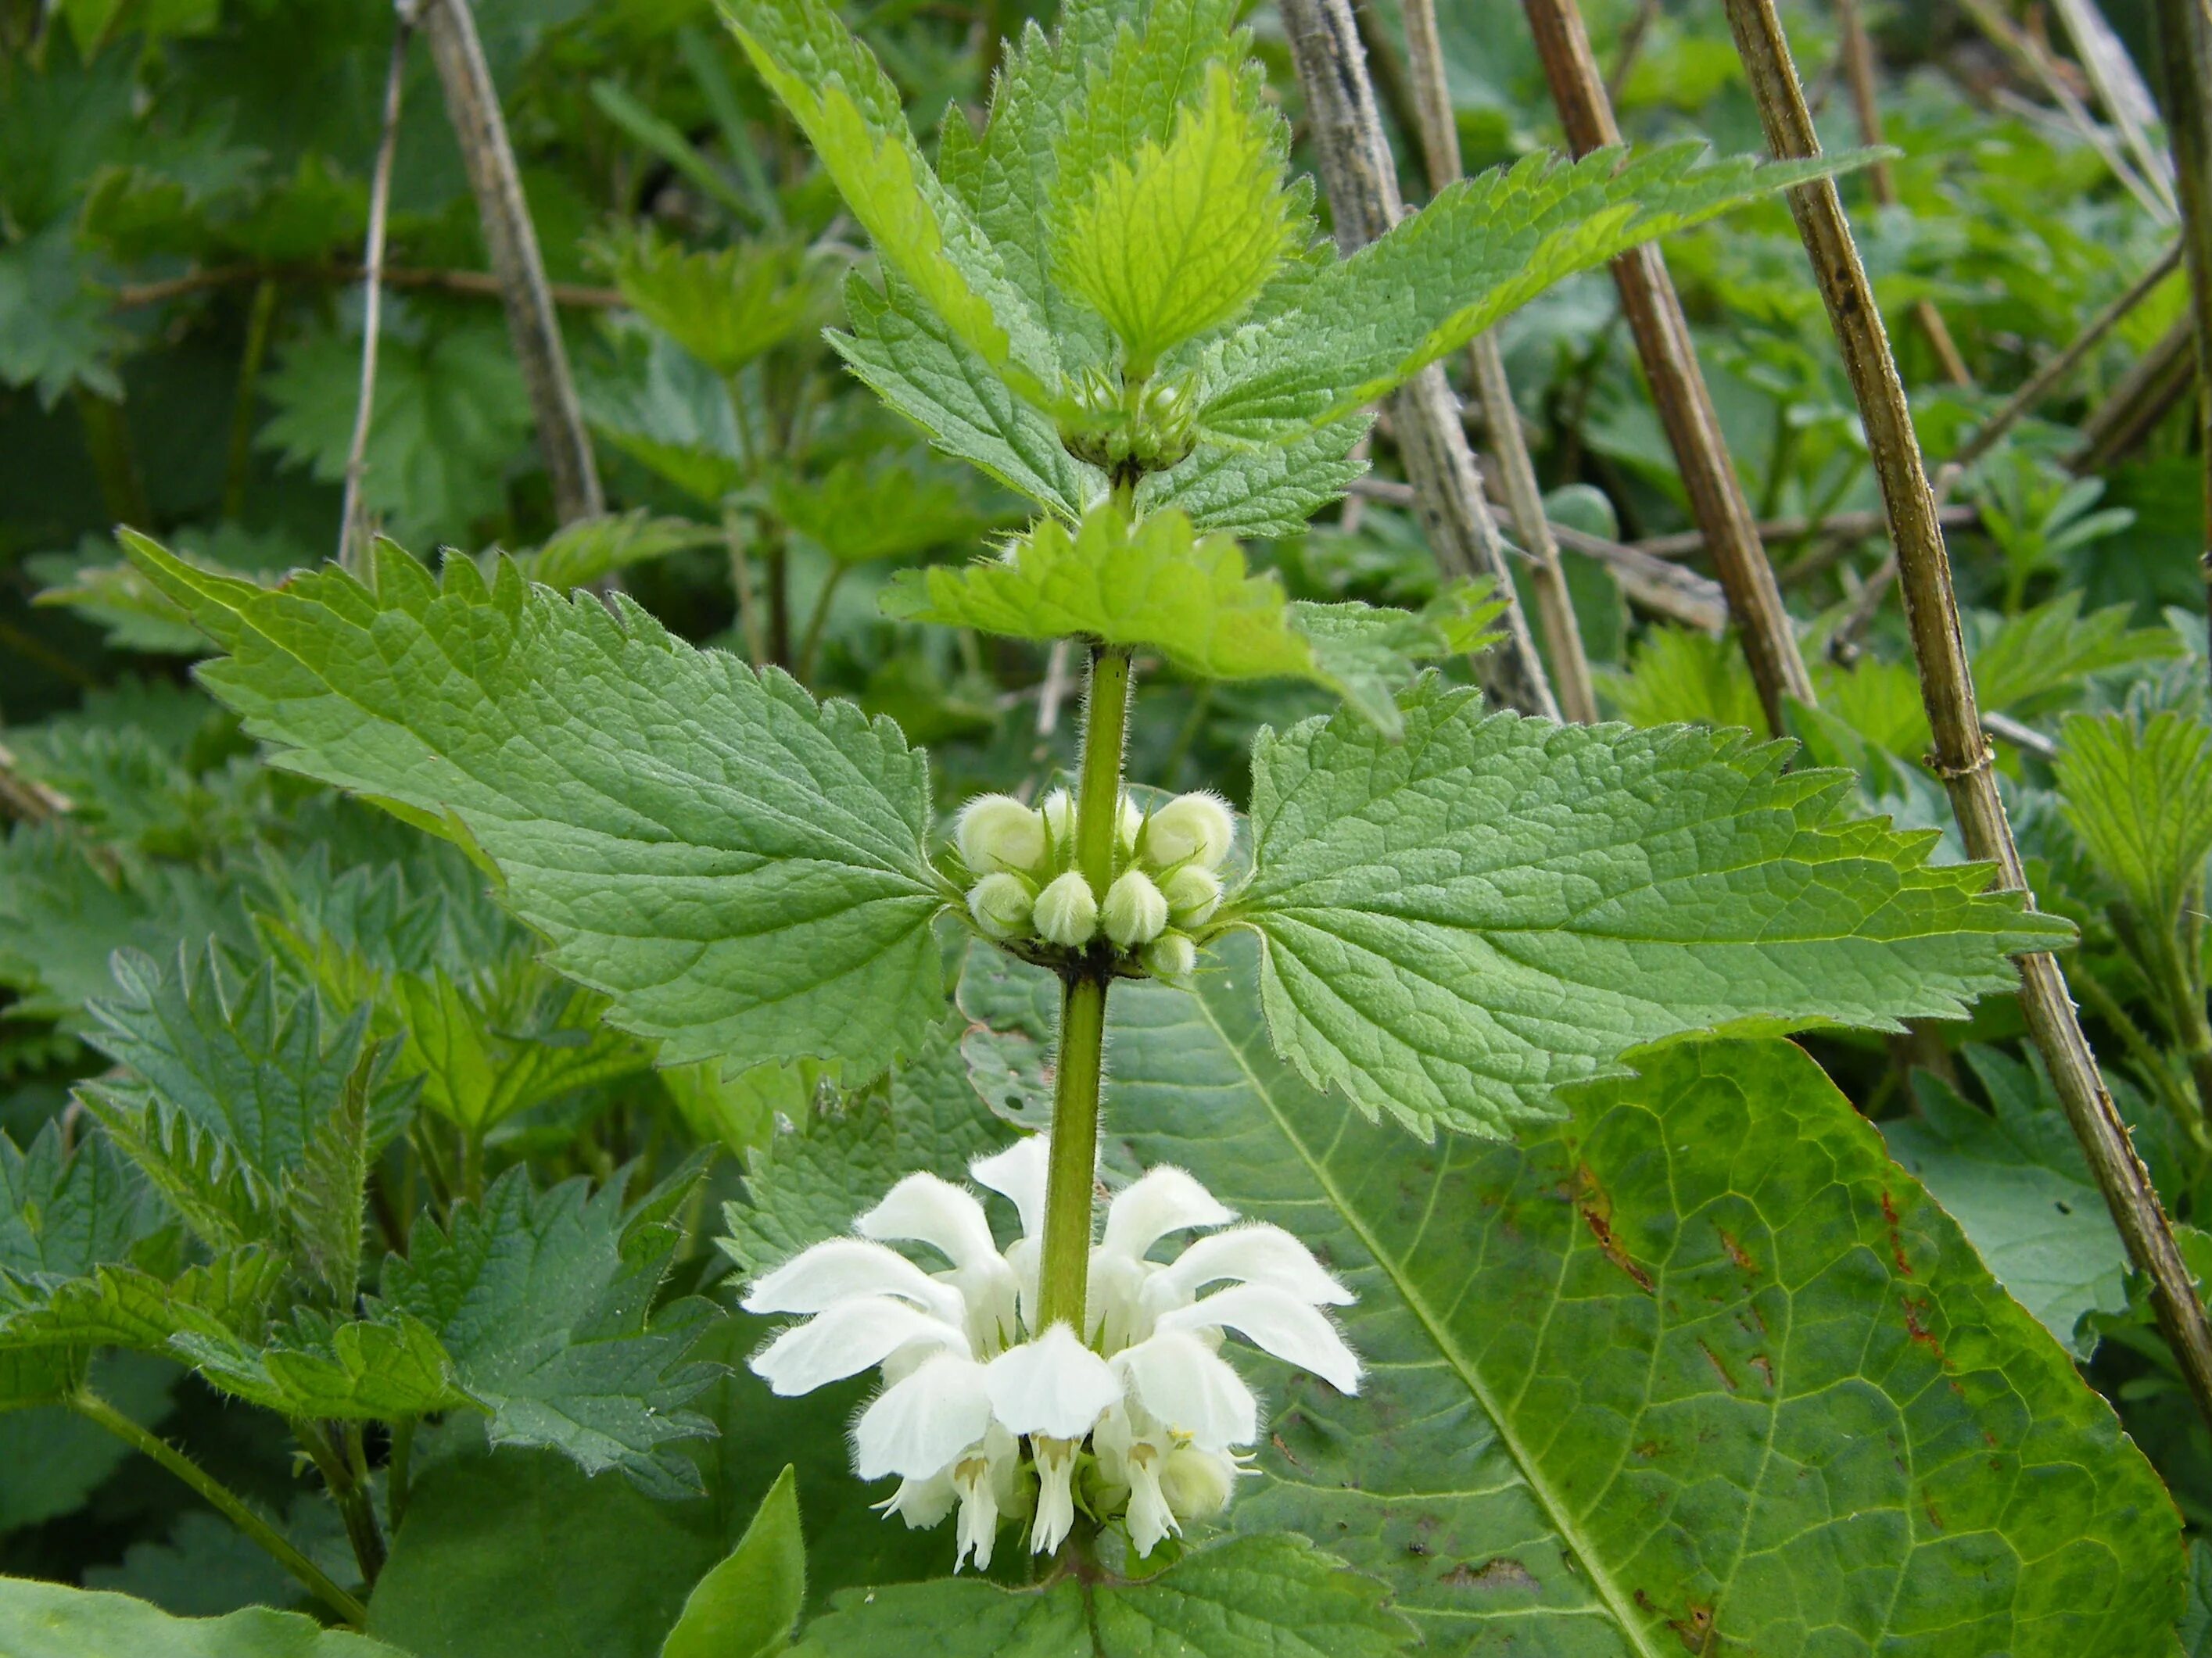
122, 534, 950, 1083
1236, 679, 2073, 1137
1092, 953, 2183, 1656
517, 512, 722, 594
1133, 412, 1369, 535
765, 453, 1017, 564
1596, 623, 1764, 732
1051, 62, 1293, 375
791, 1532, 1411, 1658
661, 1465, 805, 1658
1199, 144, 1873, 442
0, 1577, 408, 1658
168, 1307, 470, 1421
2056, 710, 2212, 925
1886, 1047, 2128, 1358
382, 1162, 722, 1494
611, 234, 827, 376
1967, 591, 2181, 716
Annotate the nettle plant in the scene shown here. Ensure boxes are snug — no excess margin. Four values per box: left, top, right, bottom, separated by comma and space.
13, 0, 2187, 1651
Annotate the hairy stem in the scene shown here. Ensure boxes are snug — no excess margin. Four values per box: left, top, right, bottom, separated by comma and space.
299, 1419, 387, 1589
69, 1390, 366, 1626
1036, 646, 1133, 1336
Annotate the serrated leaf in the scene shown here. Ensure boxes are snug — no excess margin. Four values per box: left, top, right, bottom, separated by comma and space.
1199, 143, 1874, 442
2056, 710, 2212, 925
716, 0, 1059, 409
584, 334, 751, 508
832, 270, 1103, 518
169, 1306, 471, 1421
0, 1577, 410, 1658
764, 453, 1019, 564
1886, 1047, 2128, 1358
1968, 591, 2181, 716
882, 506, 1477, 734
1093, 954, 2183, 1656
0, 1252, 285, 1357
791, 1532, 1411, 1657
123, 534, 949, 1082
661, 1465, 805, 1658
611, 234, 827, 377
517, 512, 722, 594
1236, 679, 2073, 1137
382, 1162, 722, 1494
1051, 62, 1293, 377
1133, 412, 1369, 535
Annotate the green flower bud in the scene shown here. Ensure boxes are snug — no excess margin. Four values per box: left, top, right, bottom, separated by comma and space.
1141, 790, 1235, 871
1102, 868, 1168, 948
1034, 871, 1099, 947
1117, 793, 1145, 855
1160, 863, 1221, 926
1039, 788, 1074, 853
1141, 930, 1197, 980
956, 793, 1046, 875
966, 872, 1034, 940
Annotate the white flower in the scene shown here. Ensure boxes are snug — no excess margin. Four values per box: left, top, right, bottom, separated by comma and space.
744, 1135, 1356, 1567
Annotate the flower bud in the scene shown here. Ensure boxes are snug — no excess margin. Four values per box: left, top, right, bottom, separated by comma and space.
1140, 930, 1196, 980
1102, 868, 1168, 948
956, 793, 1047, 875
1160, 1444, 1236, 1522
1038, 788, 1074, 852
1117, 794, 1144, 855
966, 872, 1034, 940
1141, 791, 1235, 871
1160, 864, 1221, 926
1033, 872, 1099, 947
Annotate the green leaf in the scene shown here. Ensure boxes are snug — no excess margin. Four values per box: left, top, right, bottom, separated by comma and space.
382, 1162, 721, 1494
1050, 62, 1293, 377
661, 1466, 805, 1658
791, 1532, 1412, 1657
167, 1307, 470, 1421
716, 0, 1059, 408
610, 234, 827, 377
2183, 1540, 2212, 1657
1199, 143, 1873, 443
1968, 592, 2181, 717
1236, 679, 2073, 1137
0, 1353, 174, 1534
1133, 413, 1369, 536
882, 507, 1482, 734
1597, 622, 1766, 732
1885, 1047, 2128, 1358
517, 512, 722, 594
123, 535, 950, 1083
2056, 710, 2212, 924
0, 1577, 408, 1658
832, 270, 1102, 519
1093, 953, 2185, 1656
0, 1251, 285, 1359
765, 453, 1017, 564
585, 335, 750, 508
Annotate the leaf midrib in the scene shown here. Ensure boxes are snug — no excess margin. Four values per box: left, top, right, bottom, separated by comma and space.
1190, 985, 1658, 1658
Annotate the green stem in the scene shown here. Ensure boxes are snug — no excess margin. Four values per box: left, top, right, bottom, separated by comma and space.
299, 1419, 387, 1589
1034, 645, 1135, 1338
223, 277, 280, 522
795, 562, 848, 685
69, 1390, 366, 1627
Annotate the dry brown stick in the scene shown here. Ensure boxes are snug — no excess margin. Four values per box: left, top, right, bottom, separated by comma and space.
1400, 0, 1599, 722
1638, 503, 1980, 560
2151, 0, 2212, 578
2050, 0, 2178, 209
2071, 314, 2199, 471
1833, 0, 1973, 387
1282, 0, 1561, 721
0, 742, 70, 824
420, 0, 604, 526
1720, 0, 2212, 1436
340, 11, 414, 572
1828, 243, 2182, 657
1522, 0, 1816, 736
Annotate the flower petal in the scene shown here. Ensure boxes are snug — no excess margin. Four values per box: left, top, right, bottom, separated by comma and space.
1099, 1166, 1234, 1262
856, 1173, 998, 1272
982, 1322, 1120, 1439
750, 1295, 968, 1395
970, 1135, 1052, 1243
1157, 1284, 1361, 1394
855, 1353, 995, 1481
1113, 1330, 1258, 1449
744, 1237, 967, 1327
1144, 1225, 1353, 1313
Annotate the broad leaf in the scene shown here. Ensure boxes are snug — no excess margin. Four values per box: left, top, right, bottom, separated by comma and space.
1968, 592, 2180, 716
1133, 413, 1369, 535
518, 513, 722, 595
0, 1577, 408, 1658
124, 534, 950, 1083
661, 1465, 806, 1658
2055, 710, 2212, 924
1886, 1047, 2128, 1358
382, 1162, 722, 1495
1091, 951, 2183, 1656
168, 1307, 470, 1421
791, 1532, 1412, 1657
1199, 143, 1871, 442
611, 235, 827, 377
1235, 680, 2072, 1137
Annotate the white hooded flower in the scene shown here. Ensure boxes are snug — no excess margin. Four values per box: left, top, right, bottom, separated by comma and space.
743, 1133, 1356, 1567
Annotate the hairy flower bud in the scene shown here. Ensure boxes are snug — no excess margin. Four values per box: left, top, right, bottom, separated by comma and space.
1117, 793, 1144, 854
1160, 864, 1221, 926
1140, 931, 1196, 980
1102, 868, 1169, 948
956, 793, 1047, 875
1141, 791, 1235, 871
1039, 788, 1074, 852
1034, 872, 1099, 947
967, 872, 1034, 940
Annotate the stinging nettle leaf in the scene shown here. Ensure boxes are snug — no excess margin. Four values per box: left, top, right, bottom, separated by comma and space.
1235, 679, 2072, 1137
2054, 709, 2212, 926
121, 532, 951, 1084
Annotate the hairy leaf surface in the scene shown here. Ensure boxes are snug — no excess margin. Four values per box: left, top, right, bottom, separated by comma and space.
1236, 681, 2070, 1136
2055, 710, 2212, 924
